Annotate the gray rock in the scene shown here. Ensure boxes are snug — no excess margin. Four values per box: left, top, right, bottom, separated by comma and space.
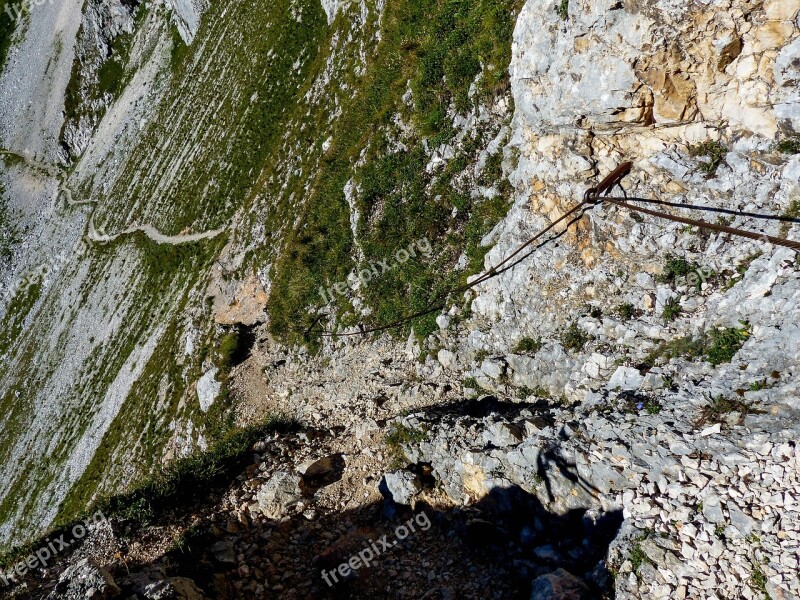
484, 421, 523, 447
383, 470, 422, 505
297, 454, 339, 478
608, 367, 644, 391
46, 558, 121, 600
481, 357, 506, 379
530, 569, 590, 600
255, 471, 303, 519
210, 540, 236, 564
438, 349, 457, 370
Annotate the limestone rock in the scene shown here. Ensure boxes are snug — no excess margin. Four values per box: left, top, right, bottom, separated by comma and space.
383, 470, 422, 505
255, 471, 303, 519
45, 558, 121, 600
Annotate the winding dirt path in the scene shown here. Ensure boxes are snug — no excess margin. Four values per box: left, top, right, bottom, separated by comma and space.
2, 148, 228, 245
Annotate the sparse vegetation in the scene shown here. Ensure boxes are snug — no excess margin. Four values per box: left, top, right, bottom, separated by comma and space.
557, 0, 569, 20
661, 296, 682, 323
463, 376, 480, 390
697, 395, 764, 426
514, 336, 543, 354
750, 563, 769, 599
645, 322, 749, 367
780, 198, 800, 237
96, 415, 295, 532
688, 140, 728, 175
616, 302, 636, 321
0, 0, 24, 70
657, 255, 699, 284
629, 542, 651, 572
561, 322, 590, 352
385, 423, 427, 466
777, 137, 800, 155
705, 322, 750, 366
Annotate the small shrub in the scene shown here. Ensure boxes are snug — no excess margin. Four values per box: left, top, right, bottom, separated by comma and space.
463, 376, 480, 390
777, 137, 800, 154
616, 303, 636, 321
514, 336, 543, 355
657, 255, 698, 284
661, 296, 682, 323
556, 0, 569, 20
561, 322, 590, 352
688, 140, 727, 174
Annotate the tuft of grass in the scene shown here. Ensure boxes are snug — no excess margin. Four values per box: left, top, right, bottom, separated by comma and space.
463, 376, 480, 390
780, 198, 800, 237
616, 302, 636, 321
688, 140, 728, 174
514, 336, 543, 355
645, 322, 749, 367
697, 395, 764, 426
661, 296, 682, 323
629, 543, 651, 572
561, 322, 590, 353
750, 563, 769, 599
705, 322, 749, 366
385, 423, 427, 466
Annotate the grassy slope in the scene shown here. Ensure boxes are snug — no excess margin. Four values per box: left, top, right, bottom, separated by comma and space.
0, 0, 522, 550
262, 0, 521, 344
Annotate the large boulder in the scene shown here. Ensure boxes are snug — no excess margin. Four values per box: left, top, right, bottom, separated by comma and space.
383, 470, 422, 505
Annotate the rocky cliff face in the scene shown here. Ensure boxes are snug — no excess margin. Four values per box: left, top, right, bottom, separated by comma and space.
0, 0, 799, 597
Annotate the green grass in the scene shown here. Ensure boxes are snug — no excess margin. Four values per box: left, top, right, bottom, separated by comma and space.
688, 140, 727, 175
661, 296, 682, 323
705, 323, 749, 366
0, 415, 298, 561
60, 1, 148, 160
266, 0, 522, 345
657, 254, 699, 284
780, 198, 800, 238
616, 302, 636, 321
777, 137, 800, 155
645, 322, 749, 367
629, 543, 650, 572
463, 376, 480, 389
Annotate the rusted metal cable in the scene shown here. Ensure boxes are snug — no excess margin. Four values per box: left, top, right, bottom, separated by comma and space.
604, 197, 800, 251
300, 162, 800, 339
305, 200, 590, 337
